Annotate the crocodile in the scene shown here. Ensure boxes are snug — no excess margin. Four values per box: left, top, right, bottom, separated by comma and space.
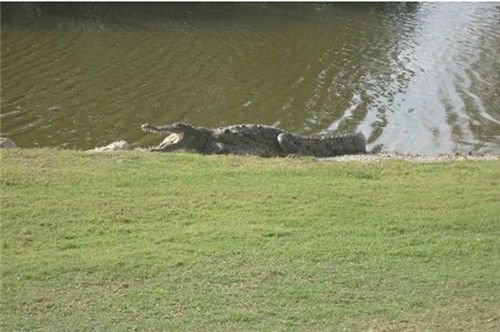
141, 122, 366, 157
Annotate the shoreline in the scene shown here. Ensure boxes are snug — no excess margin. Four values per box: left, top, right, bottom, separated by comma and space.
319, 152, 500, 163
3, 137, 500, 163
2, 146, 499, 164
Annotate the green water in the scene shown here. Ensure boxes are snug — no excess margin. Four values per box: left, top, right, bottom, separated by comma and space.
1, 3, 499, 154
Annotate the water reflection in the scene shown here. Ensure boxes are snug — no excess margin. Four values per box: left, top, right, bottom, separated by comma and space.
1, 3, 499, 154
355, 3, 500, 154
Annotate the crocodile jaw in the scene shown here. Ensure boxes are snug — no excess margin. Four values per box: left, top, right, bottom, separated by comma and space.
141, 123, 172, 134
160, 133, 181, 145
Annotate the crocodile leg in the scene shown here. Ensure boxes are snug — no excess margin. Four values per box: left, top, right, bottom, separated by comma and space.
212, 142, 227, 154
277, 133, 300, 155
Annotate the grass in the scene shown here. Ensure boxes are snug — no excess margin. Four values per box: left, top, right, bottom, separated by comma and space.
1, 148, 499, 331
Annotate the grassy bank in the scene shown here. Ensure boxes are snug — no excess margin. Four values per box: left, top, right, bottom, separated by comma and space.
1, 149, 499, 330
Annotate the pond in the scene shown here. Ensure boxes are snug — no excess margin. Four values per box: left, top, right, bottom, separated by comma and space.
1, 3, 499, 154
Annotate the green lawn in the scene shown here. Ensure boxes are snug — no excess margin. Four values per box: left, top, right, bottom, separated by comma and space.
1, 149, 499, 331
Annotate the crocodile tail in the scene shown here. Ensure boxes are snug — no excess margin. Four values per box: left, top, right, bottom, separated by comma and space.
340, 132, 366, 154
355, 132, 367, 153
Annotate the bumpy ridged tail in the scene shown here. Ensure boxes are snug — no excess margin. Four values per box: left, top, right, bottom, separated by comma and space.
332, 132, 366, 155
277, 132, 366, 157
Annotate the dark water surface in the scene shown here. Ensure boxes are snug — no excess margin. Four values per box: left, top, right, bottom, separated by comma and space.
1, 3, 499, 154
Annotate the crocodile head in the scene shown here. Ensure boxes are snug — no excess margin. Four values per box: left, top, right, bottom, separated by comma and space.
141, 122, 210, 152
141, 122, 195, 134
